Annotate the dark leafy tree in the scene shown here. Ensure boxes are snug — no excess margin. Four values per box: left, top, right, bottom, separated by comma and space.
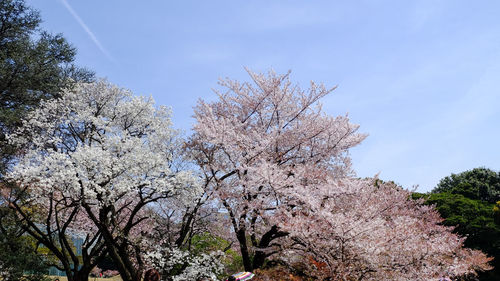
417, 167, 500, 281
421, 193, 500, 251
432, 167, 500, 203
0, 0, 93, 175
0, 206, 50, 281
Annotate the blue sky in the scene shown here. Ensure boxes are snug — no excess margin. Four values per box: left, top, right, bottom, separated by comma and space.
28, 0, 499, 192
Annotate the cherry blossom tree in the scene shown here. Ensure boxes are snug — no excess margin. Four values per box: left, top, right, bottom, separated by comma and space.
6, 80, 201, 281
1, 173, 107, 281
189, 69, 366, 271
143, 178, 235, 280
277, 177, 492, 280
189, 69, 492, 279
151, 187, 216, 250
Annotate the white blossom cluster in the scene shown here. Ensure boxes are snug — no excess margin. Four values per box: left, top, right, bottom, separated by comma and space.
144, 247, 224, 281
7, 79, 202, 207
4, 80, 205, 279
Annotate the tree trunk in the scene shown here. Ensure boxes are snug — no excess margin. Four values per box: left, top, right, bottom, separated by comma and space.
108, 245, 138, 281
73, 271, 90, 281
236, 227, 253, 272
104, 241, 145, 281
90, 207, 141, 281
252, 225, 289, 270
64, 267, 91, 281
252, 250, 266, 270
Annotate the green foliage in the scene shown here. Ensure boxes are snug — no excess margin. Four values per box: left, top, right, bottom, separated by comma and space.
189, 232, 244, 274
433, 167, 500, 203
0, 0, 93, 175
493, 201, 500, 225
427, 168, 500, 281
425, 193, 500, 249
189, 232, 232, 255
0, 207, 50, 281
410, 192, 426, 201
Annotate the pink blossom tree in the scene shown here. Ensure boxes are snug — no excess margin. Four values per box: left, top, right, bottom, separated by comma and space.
189, 69, 366, 271
278, 178, 492, 280
189, 69, 492, 278
6, 80, 202, 281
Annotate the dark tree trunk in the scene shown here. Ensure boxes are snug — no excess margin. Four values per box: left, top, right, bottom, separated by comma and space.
63, 264, 93, 281
236, 227, 253, 272
107, 244, 139, 281
252, 250, 267, 270
86, 204, 142, 281
73, 270, 91, 281
252, 225, 289, 270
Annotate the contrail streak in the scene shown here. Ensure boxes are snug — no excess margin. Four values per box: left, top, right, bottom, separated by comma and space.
60, 0, 114, 61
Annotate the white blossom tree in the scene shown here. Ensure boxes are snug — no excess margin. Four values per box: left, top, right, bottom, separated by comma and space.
6, 80, 201, 281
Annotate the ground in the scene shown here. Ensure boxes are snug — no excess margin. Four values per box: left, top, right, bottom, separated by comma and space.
48, 276, 122, 281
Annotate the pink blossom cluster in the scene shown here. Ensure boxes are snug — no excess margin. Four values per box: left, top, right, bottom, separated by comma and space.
190, 70, 493, 279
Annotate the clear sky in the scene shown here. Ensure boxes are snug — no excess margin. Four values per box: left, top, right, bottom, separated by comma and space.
27, 0, 500, 192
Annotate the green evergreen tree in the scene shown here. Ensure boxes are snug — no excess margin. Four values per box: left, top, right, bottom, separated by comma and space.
433, 167, 500, 203
420, 167, 500, 281
0, 0, 93, 175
